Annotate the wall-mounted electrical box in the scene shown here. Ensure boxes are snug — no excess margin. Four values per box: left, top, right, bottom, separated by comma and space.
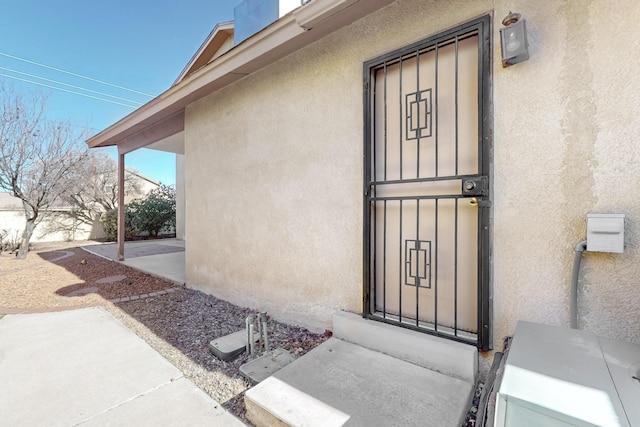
586, 214, 625, 253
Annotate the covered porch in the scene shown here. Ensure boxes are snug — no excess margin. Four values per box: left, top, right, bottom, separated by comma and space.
85, 1, 399, 262
84, 239, 186, 285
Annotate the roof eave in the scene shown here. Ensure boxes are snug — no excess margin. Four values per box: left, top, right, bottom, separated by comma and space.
86, 0, 396, 150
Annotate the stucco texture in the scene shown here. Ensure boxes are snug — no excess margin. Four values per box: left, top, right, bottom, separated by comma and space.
184, 0, 640, 350
492, 0, 640, 349
185, 36, 365, 331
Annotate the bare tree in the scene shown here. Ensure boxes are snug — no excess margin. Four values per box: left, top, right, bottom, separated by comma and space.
29, 150, 146, 242
0, 85, 88, 259
63, 150, 143, 226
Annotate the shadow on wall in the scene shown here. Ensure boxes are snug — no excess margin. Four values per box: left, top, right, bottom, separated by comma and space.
38, 212, 106, 242
0, 211, 105, 246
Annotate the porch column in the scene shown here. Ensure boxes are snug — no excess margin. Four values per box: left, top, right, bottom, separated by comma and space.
117, 150, 125, 261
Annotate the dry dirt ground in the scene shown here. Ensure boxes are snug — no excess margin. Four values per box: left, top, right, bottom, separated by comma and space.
0, 242, 173, 312
0, 242, 329, 424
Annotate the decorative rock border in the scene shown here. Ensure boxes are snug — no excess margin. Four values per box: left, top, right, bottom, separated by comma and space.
108, 287, 180, 304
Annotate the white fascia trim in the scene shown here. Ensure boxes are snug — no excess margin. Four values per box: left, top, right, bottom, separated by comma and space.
294, 0, 359, 30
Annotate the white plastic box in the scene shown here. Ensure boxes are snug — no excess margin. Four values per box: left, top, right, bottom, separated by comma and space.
494, 321, 638, 427
586, 213, 625, 253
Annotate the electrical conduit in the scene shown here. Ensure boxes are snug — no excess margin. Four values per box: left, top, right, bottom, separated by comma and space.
570, 240, 587, 329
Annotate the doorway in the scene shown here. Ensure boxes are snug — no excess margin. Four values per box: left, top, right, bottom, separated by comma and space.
363, 16, 491, 349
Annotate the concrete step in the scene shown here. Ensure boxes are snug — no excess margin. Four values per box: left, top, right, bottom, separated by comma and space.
332, 311, 478, 384
245, 312, 479, 426
244, 337, 474, 427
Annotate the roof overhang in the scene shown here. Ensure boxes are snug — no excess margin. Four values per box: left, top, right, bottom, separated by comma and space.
87, 0, 396, 153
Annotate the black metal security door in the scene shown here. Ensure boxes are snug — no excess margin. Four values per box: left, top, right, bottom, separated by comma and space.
363, 16, 491, 350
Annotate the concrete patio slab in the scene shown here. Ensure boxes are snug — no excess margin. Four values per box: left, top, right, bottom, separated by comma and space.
82, 240, 186, 285
0, 307, 243, 427
121, 251, 185, 286
84, 240, 185, 260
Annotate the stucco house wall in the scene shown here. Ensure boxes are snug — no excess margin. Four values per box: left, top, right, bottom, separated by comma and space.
184, 0, 640, 351
494, 1, 640, 346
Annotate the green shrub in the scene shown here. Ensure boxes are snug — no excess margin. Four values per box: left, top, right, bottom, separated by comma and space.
128, 185, 176, 238
99, 185, 175, 241
100, 208, 137, 241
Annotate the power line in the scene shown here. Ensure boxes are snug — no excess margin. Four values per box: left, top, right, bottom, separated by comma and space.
0, 52, 155, 98
0, 66, 144, 106
0, 74, 139, 108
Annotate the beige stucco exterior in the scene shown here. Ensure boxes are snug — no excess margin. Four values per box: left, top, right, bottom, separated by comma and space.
493, 0, 640, 346
177, 0, 640, 354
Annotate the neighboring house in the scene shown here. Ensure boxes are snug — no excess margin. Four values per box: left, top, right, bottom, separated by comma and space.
87, 0, 640, 365
0, 169, 160, 244
123, 167, 162, 204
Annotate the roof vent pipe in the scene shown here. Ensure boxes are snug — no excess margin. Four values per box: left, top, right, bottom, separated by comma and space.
234, 0, 301, 44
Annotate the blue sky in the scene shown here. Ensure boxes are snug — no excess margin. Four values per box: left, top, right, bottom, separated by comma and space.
0, 1, 239, 185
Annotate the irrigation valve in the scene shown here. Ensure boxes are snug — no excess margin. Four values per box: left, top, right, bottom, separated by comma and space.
246, 312, 270, 356
586, 214, 625, 253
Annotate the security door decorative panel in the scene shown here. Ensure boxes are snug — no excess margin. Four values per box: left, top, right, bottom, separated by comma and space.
364, 16, 491, 349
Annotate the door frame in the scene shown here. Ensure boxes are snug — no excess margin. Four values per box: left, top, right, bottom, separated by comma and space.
362, 15, 492, 350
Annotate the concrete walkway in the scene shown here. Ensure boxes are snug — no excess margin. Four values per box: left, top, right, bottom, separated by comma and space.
0, 307, 245, 427
75, 241, 476, 426
83, 240, 186, 285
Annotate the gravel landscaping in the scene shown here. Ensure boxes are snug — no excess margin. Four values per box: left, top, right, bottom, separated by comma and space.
0, 242, 330, 424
